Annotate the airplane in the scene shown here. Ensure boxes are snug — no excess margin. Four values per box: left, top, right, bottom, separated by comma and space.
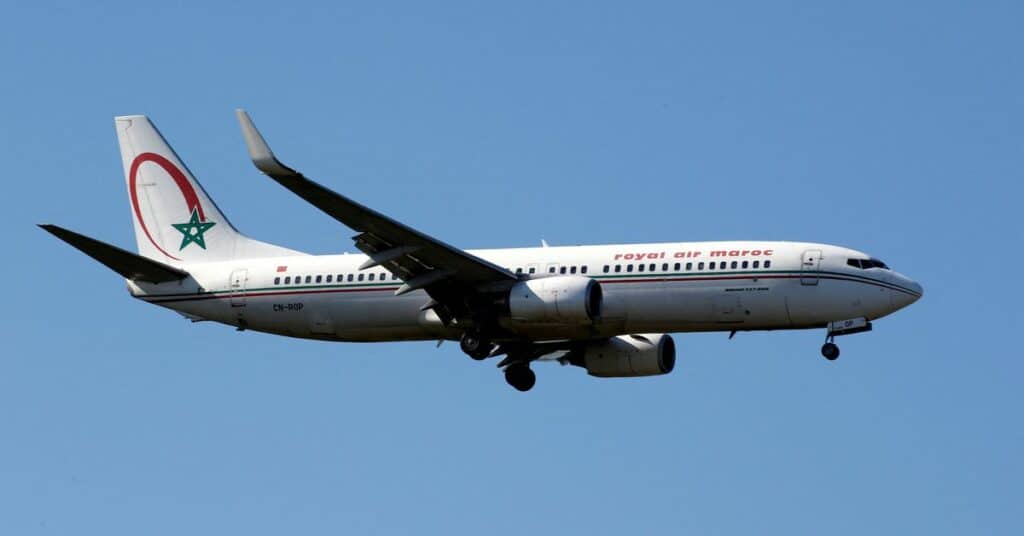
40, 111, 923, 392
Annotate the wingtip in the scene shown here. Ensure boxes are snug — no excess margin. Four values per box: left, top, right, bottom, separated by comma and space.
236, 109, 271, 158
236, 109, 296, 176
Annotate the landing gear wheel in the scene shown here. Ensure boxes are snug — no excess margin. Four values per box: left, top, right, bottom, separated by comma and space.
821, 342, 840, 361
460, 332, 492, 360
504, 365, 536, 392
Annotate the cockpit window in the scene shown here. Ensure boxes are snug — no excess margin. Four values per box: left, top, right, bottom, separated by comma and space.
848, 258, 889, 270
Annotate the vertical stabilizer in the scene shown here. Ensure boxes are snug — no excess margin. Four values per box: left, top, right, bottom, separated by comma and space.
115, 115, 300, 263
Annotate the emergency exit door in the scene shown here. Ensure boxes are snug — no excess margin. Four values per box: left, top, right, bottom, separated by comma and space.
800, 250, 821, 285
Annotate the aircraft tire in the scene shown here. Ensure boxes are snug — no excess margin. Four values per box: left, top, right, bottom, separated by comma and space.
460, 332, 490, 359
821, 342, 840, 361
504, 365, 536, 392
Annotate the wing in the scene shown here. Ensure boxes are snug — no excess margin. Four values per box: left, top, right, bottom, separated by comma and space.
236, 110, 517, 324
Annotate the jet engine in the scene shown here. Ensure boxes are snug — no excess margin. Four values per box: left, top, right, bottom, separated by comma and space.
568, 333, 676, 377
507, 276, 602, 324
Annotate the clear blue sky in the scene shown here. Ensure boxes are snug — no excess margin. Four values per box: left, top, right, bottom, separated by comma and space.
3, 1, 1021, 533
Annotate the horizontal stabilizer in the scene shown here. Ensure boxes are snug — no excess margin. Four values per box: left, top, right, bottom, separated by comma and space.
39, 224, 189, 283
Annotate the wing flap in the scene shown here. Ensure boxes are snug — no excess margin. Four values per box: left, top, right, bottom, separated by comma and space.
39, 224, 189, 283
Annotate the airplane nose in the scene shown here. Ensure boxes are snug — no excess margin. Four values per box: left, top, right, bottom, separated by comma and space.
891, 277, 922, 310
909, 280, 923, 300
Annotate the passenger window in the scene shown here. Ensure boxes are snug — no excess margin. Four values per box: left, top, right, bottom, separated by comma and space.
581, 266, 588, 274
674, 263, 680, 271
764, 260, 772, 268
337, 274, 343, 281
347, 274, 353, 282
686, 262, 692, 271
316, 275, 323, 283
627, 265, 634, 272
528, 267, 536, 274
305, 276, 312, 284
358, 274, 364, 281
368, 273, 375, 281
603, 265, 610, 273
274, 277, 280, 285
638, 264, 645, 272
698, 262, 705, 270
741, 261, 748, 269
284, 276, 291, 284
570, 266, 577, 274
753, 261, 760, 269
549, 266, 556, 274
516, 267, 523, 274
325, 275, 332, 283
560, 266, 567, 274
731, 261, 738, 269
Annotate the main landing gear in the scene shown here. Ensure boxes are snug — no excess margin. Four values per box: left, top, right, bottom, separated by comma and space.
458, 331, 540, 392
503, 363, 536, 392
459, 332, 494, 360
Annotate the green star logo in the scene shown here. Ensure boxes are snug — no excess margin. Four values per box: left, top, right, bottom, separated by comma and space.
171, 207, 216, 250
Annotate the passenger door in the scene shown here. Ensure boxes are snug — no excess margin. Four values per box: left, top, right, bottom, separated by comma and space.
800, 250, 821, 285
229, 269, 248, 307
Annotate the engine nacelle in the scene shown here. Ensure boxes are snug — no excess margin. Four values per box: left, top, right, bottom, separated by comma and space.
507, 276, 602, 324
570, 333, 676, 377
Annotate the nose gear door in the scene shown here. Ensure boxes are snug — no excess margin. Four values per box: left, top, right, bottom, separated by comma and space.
800, 250, 821, 286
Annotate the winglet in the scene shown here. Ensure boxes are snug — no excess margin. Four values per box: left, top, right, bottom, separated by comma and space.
235, 109, 297, 177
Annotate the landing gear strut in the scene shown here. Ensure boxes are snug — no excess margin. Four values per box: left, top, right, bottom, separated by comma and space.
460, 332, 493, 360
504, 364, 536, 392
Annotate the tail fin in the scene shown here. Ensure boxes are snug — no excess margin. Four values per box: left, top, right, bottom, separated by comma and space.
115, 115, 301, 263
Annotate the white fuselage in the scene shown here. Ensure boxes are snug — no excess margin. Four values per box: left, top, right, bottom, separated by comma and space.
129, 240, 922, 343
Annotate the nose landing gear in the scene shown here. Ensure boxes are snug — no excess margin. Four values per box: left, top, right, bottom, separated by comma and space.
820, 317, 872, 361
821, 340, 840, 360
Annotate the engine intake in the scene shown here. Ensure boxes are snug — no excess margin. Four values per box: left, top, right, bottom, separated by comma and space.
569, 333, 676, 377
507, 276, 602, 324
